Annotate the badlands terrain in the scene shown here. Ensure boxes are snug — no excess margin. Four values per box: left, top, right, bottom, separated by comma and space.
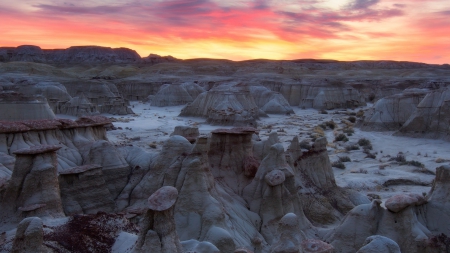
0, 45, 450, 252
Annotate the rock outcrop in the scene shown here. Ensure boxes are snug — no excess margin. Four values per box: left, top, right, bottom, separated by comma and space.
249, 86, 294, 114
134, 186, 183, 253
0, 45, 140, 64
179, 83, 265, 127
291, 137, 363, 225
397, 87, 450, 140
59, 164, 116, 215
0, 93, 56, 121
11, 217, 47, 253
170, 126, 199, 143
361, 88, 428, 131
150, 83, 204, 106
208, 127, 259, 195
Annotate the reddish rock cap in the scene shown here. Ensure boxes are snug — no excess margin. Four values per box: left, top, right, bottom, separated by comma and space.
265, 169, 285, 186
301, 239, 334, 253
385, 193, 427, 213
13, 145, 61, 155
148, 186, 178, 211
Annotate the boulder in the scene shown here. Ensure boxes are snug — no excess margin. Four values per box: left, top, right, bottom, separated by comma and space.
11, 217, 46, 253
356, 235, 401, 253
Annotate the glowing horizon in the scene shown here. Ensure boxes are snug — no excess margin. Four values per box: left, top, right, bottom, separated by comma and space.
1, 0, 449, 64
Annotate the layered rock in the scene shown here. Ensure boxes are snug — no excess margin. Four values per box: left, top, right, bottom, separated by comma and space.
249, 86, 294, 114
208, 127, 259, 195
397, 87, 450, 140
0, 116, 132, 214
361, 88, 428, 131
170, 126, 199, 143
179, 83, 265, 127
419, 165, 450, 235
173, 144, 266, 253
59, 164, 116, 215
325, 194, 431, 252
150, 83, 205, 106
243, 143, 312, 244
291, 137, 362, 225
62, 81, 133, 115
0, 93, 56, 121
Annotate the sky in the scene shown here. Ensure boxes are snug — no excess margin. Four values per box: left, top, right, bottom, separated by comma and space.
0, 0, 449, 64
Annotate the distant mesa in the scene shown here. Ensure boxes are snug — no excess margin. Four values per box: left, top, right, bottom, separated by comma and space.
0, 45, 178, 64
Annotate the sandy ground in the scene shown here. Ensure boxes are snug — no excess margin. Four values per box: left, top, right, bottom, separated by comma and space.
101, 101, 450, 201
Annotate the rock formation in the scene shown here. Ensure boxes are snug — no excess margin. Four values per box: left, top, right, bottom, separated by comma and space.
133, 186, 183, 253
361, 88, 429, 131
11, 217, 47, 253
249, 86, 294, 114
290, 137, 365, 225
179, 83, 265, 127
397, 87, 450, 140
208, 127, 259, 195
356, 235, 401, 253
150, 83, 205, 106
170, 125, 200, 143
0, 93, 56, 121
59, 164, 116, 215
0, 145, 65, 223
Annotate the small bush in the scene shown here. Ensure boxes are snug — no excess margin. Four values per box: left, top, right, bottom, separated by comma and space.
320, 109, 328, 114
356, 110, 364, 117
363, 144, 373, 151
344, 128, 354, 133
347, 116, 356, 123
339, 156, 351, 162
335, 134, 349, 142
313, 126, 325, 136
345, 145, 359, 151
358, 138, 371, 147
365, 153, 376, 159
332, 161, 346, 169
319, 123, 327, 130
395, 154, 406, 163
403, 160, 425, 168
325, 121, 336, 129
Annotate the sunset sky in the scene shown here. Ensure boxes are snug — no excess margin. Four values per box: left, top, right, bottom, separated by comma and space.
1, 0, 449, 64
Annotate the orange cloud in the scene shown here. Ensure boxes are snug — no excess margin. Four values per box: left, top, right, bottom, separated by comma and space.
0, 0, 448, 64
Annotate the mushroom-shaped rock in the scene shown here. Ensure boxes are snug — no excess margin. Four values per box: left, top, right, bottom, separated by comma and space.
385, 193, 426, 213
148, 186, 178, 211
301, 239, 334, 253
134, 186, 182, 253
356, 235, 401, 253
265, 169, 285, 186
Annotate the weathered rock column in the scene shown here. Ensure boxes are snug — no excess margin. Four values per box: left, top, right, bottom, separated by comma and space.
208, 127, 259, 195
0, 145, 64, 222
134, 186, 183, 253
